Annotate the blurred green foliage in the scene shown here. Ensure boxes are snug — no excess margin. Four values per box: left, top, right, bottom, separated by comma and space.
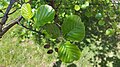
0, 0, 120, 67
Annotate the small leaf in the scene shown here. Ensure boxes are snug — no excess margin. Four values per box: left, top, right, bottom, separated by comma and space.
81, 1, 89, 9
0, 12, 4, 17
105, 28, 115, 36
81, 5, 86, 9
58, 41, 81, 63
25, 0, 29, 2
74, 5, 80, 11
21, 3, 33, 20
98, 20, 105, 26
95, 13, 102, 19
62, 15, 85, 41
85, 1, 89, 7
43, 24, 60, 39
85, 10, 93, 17
34, 5, 55, 28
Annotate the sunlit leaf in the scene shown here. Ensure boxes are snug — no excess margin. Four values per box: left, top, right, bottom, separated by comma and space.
105, 28, 115, 36
62, 15, 85, 41
81, 1, 89, 9
21, 3, 33, 20
74, 5, 80, 11
25, 0, 29, 2
58, 41, 81, 63
34, 5, 55, 28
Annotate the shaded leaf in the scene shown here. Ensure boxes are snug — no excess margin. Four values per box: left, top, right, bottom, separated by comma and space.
43, 24, 60, 38
95, 13, 102, 19
98, 19, 105, 26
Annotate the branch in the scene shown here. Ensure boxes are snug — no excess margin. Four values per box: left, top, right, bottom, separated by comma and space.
0, 16, 22, 38
0, 0, 16, 33
1, 0, 16, 25
49, 0, 55, 9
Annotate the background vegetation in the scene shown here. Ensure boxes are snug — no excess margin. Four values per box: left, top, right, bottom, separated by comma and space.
0, 0, 120, 67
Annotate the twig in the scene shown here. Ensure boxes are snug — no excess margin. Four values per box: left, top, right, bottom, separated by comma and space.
0, 0, 16, 25
0, 0, 18, 38
18, 22, 41, 34
0, 0, 16, 33
0, 16, 22, 38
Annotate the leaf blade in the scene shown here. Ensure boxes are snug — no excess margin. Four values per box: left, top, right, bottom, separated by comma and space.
43, 24, 60, 39
34, 5, 55, 28
62, 15, 85, 41
58, 41, 81, 63
21, 3, 33, 20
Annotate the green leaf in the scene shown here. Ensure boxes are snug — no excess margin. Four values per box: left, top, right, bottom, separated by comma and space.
105, 28, 115, 36
81, 1, 89, 9
0, 12, 4, 17
81, 5, 86, 9
43, 24, 60, 39
85, 10, 93, 17
34, 5, 55, 28
74, 5, 80, 11
58, 41, 81, 63
98, 19, 105, 26
21, 3, 33, 20
0, 1, 8, 9
62, 15, 85, 41
95, 13, 102, 19
25, 0, 29, 2
85, 1, 89, 6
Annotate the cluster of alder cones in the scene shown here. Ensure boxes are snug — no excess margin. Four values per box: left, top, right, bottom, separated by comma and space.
44, 43, 58, 54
